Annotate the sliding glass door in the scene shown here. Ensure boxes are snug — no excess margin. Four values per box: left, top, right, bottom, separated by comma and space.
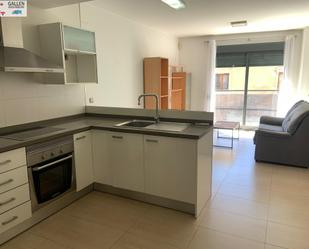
215, 67, 246, 124
246, 65, 283, 126
215, 43, 284, 127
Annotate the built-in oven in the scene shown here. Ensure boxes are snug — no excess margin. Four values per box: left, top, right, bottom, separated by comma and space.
27, 136, 76, 211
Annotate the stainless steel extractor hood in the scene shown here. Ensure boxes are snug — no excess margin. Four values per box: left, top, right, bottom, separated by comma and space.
0, 18, 64, 73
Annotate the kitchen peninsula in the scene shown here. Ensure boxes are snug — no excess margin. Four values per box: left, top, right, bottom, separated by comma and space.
0, 106, 213, 244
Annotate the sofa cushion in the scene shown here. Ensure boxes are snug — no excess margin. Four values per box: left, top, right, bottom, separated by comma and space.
285, 100, 305, 117
282, 102, 309, 134
259, 124, 284, 132
282, 100, 304, 129
260, 116, 284, 126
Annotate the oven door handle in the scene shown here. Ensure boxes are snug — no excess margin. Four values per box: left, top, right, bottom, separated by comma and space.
32, 155, 73, 172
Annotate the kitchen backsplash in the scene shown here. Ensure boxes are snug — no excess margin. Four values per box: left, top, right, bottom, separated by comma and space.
0, 4, 86, 128
0, 73, 85, 127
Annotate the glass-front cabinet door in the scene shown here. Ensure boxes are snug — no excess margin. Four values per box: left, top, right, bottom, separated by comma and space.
63, 25, 96, 53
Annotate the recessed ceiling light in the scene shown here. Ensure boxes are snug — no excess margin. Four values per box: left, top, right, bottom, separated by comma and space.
231, 20, 248, 27
161, 0, 186, 10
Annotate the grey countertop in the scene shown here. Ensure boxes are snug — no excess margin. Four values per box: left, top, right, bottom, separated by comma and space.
0, 115, 212, 153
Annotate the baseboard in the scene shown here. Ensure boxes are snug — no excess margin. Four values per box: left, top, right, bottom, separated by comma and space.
94, 183, 195, 215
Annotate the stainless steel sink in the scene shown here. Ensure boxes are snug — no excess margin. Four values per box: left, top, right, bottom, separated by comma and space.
145, 122, 189, 132
115, 120, 155, 128
115, 120, 189, 132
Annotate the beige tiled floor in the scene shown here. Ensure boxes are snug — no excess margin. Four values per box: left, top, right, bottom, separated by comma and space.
2, 131, 309, 249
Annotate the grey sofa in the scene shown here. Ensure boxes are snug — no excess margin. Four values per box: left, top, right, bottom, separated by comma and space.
254, 100, 309, 168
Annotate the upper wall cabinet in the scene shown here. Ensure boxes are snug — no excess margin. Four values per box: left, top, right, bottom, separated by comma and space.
38, 23, 98, 84
63, 25, 96, 54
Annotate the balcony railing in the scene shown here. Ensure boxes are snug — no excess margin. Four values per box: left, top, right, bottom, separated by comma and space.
215, 90, 279, 126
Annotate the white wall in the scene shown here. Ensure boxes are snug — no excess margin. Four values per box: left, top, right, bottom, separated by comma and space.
0, 3, 179, 127
0, 5, 85, 127
81, 3, 179, 108
179, 30, 303, 111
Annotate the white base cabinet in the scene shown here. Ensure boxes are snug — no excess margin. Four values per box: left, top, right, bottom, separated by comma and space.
0, 147, 31, 235
144, 135, 196, 204
107, 132, 144, 192
0, 148, 26, 174
92, 130, 111, 185
74, 131, 94, 191
0, 184, 30, 215
81, 129, 212, 216
0, 202, 31, 234
0, 167, 28, 194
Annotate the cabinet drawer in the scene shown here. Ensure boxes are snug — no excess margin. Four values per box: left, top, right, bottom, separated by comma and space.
0, 201, 31, 234
0, 148, 26, 174
0, 167, 28, 194
0, 184, 30, 215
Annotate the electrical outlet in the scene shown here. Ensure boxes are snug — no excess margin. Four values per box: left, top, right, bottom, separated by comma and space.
89, 97, 94, 104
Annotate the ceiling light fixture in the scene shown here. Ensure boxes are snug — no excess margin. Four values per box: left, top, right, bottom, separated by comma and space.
231, 20, 248, 27
161, 0, 186, 10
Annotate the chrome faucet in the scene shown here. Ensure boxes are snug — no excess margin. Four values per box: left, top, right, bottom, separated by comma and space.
138, 94, 160, 123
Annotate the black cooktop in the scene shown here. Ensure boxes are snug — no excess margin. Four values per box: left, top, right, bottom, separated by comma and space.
0, 127, 64, 141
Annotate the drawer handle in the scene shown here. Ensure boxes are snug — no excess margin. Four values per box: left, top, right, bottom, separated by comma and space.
0, 197, 15, 206
1, 216, 18, 226
146, 139, 158, 143
112, 136, 123, 139
0, 179, 13, 187
76, 136, 86, 141
0, 160, 11, 166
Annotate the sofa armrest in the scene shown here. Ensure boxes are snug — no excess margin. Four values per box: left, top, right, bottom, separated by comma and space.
259, 116, 284, 126
255, 129, 291, 139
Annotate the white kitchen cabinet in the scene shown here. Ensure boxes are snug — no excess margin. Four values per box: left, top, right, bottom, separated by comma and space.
107, 132, 144, 192
0, 148, 26, 173
0, 201, 31, 234
63, 25, 96, 53
0, 167, 28, 194
0, 184, 30, 215
38, 23, 98, 84
90, 128, 212, 216
92, 130, 111, 185
74, 131, 94, 191
144, 135, 196, 204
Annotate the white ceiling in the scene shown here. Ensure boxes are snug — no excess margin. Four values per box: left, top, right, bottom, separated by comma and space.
90, 0, 309, 37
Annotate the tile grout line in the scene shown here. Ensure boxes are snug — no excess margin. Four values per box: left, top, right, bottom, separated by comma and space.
265, 164, 275, 246
207, 206, 268, 222
184, 227, 199, 249
28, 230, 73, 249
35, 233, 74, 249
216, 188, 270, 205
264, 219, 309, 232
108, 231, 128, 249
211, 143, 238, 199
216, 192, 270, 206
108, 205, 184, 249
210, 136, 272, 247
197, 225, 266, 246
